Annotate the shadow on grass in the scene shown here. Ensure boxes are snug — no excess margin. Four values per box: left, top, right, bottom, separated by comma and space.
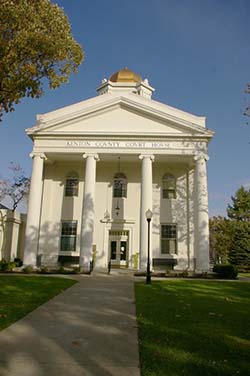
0, 276, 77, 330
0, 275, 139, 376
135, 280, 250, 376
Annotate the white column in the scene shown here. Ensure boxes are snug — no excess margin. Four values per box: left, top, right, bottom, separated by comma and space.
23, 153, 45, 266
80, 154, 99, 271
194, 154, 210, 271
139, 154, 154, 269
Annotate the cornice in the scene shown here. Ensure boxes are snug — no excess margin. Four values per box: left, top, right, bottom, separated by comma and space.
31, 131, 214, 141
26, 94, 212, 138
119, 99, 210, 135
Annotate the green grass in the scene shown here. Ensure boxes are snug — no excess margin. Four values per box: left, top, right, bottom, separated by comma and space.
135, 280, 250, 376
0, 275, 77, 330
239, 272, 250, 278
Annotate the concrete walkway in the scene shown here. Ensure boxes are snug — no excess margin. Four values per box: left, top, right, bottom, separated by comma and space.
0, 274, 141, 376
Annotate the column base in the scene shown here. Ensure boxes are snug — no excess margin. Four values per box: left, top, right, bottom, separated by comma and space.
139, 259, 147, 270
80, 269, 91, 274
23, 250, 38, 267
79, 264, 92, 274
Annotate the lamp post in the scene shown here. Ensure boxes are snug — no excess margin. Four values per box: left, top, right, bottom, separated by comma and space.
145, 209, 153, 284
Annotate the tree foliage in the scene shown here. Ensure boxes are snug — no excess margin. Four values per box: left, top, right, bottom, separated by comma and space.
243, 83, 250, 124
0, 0, 83, 118
209, 216, 232, 264
227, 187, 250, 270
227, 186, 250, 221
228, 221, 250, 271
210, 187, 250, 272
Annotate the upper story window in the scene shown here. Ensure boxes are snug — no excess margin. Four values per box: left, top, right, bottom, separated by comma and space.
113, 172, 127, 198
65, 172, 79, 197
162, 173, 176, 199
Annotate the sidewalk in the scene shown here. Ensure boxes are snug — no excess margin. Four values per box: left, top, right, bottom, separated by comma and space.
0, 274, 141, 376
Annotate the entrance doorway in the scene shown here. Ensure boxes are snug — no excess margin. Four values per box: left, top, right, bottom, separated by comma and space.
109, 230, 129, 268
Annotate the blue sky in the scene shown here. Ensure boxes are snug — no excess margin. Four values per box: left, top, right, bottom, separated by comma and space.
0, 0, 249, 216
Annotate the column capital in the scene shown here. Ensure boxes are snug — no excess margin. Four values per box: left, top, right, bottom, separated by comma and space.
139, 154, 155, 162
193, 153, 209, 162
29, 152, 47, 160
82, 153, 99, 161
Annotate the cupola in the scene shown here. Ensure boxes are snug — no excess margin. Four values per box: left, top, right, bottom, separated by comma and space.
109, 67, 142, 83
97, 67, 155, 99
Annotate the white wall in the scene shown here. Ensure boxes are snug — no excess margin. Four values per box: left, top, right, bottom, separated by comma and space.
38, 161, 84, 265
152, 162, 195, 269
0, 210, 26, 262
37, 159, 195, 270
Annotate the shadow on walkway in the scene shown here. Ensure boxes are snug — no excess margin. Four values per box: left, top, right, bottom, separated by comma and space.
0, 275, 140, 376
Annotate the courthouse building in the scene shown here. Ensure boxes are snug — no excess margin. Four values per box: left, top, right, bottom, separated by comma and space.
23, 68, 214, 272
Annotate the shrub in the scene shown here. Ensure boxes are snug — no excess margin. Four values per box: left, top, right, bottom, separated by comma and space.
23, 265, 35, 274
7, 262, 16, 271
14, 258, 23, 267
213, 264, 238, 279
179, 270, 189, 278
0, 259, 8, 271
132, 253, 139, 269
58, 266, 67, 274
39, 266, 51, 274
72, 267, 81, 274
0, 260, 16, 272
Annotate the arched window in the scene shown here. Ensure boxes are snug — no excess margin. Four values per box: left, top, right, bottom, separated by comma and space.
113, 172, 127, 198
65, 172, 79, 197
162, 173, 176, 199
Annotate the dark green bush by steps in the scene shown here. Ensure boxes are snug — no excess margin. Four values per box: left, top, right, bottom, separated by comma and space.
213, 264, 238, 279
14, 258, 23, 267
0, 259, 16, 272
23, 265, 35, 274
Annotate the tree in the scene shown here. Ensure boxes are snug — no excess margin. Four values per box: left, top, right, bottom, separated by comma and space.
209, 216, 232, 264
209, 187, 250, 271
0, 179, 8, 259
0, 0, 83, 119
229, 221, 250, 271
227, 187, 250, 271
0, 179, 8, 203
5, 162, 30, 211
0, 163, 30, 259
243, 83, 250, 124
227, 186, 250, 222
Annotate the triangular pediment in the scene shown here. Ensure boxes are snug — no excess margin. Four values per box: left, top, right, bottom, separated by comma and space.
27, 94, 213, 138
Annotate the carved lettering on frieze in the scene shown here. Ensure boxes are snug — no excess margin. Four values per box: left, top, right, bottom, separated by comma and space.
65, 140, 206, 150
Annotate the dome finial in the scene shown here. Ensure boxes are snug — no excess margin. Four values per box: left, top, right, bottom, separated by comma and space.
109, 68, 141, 83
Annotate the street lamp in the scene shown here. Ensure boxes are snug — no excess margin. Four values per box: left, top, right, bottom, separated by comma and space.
145, 209, 153, 284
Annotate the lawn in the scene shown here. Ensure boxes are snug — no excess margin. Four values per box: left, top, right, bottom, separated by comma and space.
0, 275, 77, 330
135, 280, 250, 376
239, 272, 250, 278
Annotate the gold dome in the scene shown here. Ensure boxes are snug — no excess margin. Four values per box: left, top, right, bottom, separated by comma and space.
109, 67, 141, 83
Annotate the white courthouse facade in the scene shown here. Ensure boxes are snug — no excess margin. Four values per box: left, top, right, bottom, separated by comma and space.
23, 68, 214, 272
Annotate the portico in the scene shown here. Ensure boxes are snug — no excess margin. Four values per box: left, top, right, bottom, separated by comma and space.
23, 68, 214, 272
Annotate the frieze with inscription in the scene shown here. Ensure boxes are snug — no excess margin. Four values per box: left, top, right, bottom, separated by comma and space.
66, 140, 206, 150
